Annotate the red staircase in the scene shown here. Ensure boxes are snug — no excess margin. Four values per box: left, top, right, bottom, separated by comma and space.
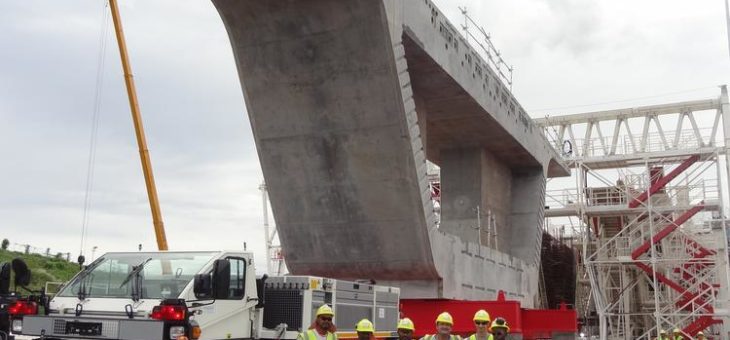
626, 155, 719, 336
630, 204, 705, 259
683, 316, 721, 336
628, 155, 700, 208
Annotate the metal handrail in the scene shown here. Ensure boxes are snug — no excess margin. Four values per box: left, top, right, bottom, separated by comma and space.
458, 7, 513, 89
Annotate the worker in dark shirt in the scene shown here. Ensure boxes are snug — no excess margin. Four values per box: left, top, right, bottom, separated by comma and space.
489, 317, 509, 340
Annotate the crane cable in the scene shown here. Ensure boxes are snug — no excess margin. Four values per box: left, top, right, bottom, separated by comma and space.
79, 0, 111, 259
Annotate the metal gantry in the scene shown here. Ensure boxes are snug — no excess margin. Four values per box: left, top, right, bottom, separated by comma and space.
538, 86, 730, 339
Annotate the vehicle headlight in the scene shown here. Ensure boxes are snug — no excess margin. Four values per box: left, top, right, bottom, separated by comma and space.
169, 325, 185, 339
11, 319, 23, 333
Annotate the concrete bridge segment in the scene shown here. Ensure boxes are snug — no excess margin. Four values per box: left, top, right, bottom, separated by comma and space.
212, 0, 568, 306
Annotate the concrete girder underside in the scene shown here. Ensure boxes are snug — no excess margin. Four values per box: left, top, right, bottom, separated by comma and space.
213, 0, 567, 305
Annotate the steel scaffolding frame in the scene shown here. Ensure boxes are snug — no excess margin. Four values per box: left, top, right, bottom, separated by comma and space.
260, 183, 287, 276
538, 86, 730, 339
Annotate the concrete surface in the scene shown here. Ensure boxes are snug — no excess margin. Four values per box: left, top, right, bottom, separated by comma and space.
212, 0, 566, 306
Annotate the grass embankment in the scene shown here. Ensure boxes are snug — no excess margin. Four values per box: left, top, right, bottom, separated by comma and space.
0, 249, 80, 292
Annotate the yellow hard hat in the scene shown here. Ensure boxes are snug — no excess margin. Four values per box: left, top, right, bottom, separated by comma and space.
356, 319, 375, 333
436, 312, 454, 325
489, 317, 509, 333
673, 328, 681, 333
473, 310, 491, 323
697, 331, 705, 336
398, 318, 415, 331
316, 304, 334, 317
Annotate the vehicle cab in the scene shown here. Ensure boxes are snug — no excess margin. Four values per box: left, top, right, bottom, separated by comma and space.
19, 251, 258, 340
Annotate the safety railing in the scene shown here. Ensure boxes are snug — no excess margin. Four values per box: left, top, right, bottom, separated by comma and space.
544, 188, 580, 210
560, 181, 718, 212
458, 7, 513, 89
560, 162, 719, 215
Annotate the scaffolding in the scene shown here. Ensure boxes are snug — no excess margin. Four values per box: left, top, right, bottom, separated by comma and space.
259, 183, 287, 276
538, 86, 730, 339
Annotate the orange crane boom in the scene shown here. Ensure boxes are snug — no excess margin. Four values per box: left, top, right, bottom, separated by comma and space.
108, 0, 168, 251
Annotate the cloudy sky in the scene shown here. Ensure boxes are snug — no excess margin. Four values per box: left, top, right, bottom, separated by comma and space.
1, 0, 729, 273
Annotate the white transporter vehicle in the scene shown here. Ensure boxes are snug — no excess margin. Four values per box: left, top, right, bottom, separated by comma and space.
16, 251, 400, 340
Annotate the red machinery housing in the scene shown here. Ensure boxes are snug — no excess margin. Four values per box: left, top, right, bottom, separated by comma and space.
401, 292, 577, 340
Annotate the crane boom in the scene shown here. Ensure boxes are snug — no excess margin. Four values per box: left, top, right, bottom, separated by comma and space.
108, 0, 168, 251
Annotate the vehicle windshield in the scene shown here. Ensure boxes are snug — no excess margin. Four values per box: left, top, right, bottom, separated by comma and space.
58, 252, 217, 299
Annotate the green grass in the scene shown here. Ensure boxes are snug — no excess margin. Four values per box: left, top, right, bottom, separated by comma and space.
0, 249, 81, 292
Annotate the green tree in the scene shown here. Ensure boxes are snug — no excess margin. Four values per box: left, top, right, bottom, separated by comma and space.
1, 239, 8, 250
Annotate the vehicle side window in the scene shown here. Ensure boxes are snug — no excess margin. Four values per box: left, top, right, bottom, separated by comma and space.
227, 258, 246, 299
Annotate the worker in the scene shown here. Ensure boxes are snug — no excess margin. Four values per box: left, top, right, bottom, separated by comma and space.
356, 319, 375, 340
696, 331, 706, 340
298, 304, 338, 340
420, 312, 460, 340
655, 330, 669, 340
672, 328, 684, 340
488, 317, 509, 340
655, 329, 670, 340
467, 310, 493, 340
397, 318, 416, 340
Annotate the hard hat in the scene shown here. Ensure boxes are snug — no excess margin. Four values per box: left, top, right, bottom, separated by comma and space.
398, 318, 415, 331
356, 319, 375, 333
473, 310, 491, 323
316, 304, 334, 317
659, 330, 667, 335
489, 317, 510, 333
673, 328, 681, 333
697, 331, 705, 336
436, 312, 454, 325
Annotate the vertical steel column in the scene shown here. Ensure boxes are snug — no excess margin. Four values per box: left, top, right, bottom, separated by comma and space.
721, 85, 730, 338
721, 86, 730, 209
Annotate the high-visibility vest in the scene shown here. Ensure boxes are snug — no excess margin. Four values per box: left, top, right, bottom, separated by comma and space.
421, 335, 461, 340
297, 330, 338, 340
468, 334, 494, 340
